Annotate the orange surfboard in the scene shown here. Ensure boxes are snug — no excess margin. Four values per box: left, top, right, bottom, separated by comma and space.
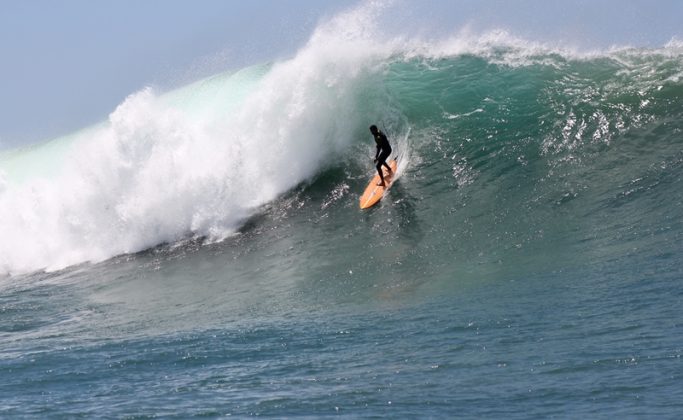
359, 159, 398, 209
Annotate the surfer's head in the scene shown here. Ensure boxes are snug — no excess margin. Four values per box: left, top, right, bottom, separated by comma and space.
369, 125, 378, 134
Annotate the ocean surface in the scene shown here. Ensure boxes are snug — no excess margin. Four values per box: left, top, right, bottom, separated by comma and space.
1, 5, 682, 418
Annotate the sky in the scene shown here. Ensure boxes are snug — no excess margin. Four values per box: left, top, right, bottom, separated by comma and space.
1, 0, 681, 149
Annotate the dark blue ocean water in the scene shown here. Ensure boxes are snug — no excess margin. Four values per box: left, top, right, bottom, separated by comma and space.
1, 25, 683, 418
2, 245, 681, 417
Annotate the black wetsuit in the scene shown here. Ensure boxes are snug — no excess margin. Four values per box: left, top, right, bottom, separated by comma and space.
373, 130, 392, 170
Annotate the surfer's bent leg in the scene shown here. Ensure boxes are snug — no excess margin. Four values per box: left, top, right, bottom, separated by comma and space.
383, 146, 393, 171
376, 148, 391, 186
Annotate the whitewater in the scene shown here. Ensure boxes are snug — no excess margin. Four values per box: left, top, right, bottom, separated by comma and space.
1, 2, 682, 418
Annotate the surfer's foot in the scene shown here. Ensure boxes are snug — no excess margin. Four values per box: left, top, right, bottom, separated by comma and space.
377, 181, 386, 186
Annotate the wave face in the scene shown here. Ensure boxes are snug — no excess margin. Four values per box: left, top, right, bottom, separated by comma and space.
387, 40, 683, 277
1, 3, 682, 276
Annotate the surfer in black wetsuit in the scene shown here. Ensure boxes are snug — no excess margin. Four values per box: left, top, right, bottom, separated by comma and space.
370, 125, 392, 186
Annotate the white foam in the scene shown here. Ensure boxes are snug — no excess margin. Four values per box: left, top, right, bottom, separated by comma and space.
0, 2, 407, 276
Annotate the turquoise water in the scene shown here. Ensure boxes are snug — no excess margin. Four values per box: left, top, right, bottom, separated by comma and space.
1, 18, 683, 418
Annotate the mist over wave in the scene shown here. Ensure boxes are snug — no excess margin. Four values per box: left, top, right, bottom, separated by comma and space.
1, 2, 682, 276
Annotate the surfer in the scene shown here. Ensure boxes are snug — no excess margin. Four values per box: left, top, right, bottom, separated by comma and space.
369, 125, 392, 186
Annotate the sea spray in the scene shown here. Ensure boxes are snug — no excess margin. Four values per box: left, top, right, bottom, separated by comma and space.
0, 3, 400, 275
